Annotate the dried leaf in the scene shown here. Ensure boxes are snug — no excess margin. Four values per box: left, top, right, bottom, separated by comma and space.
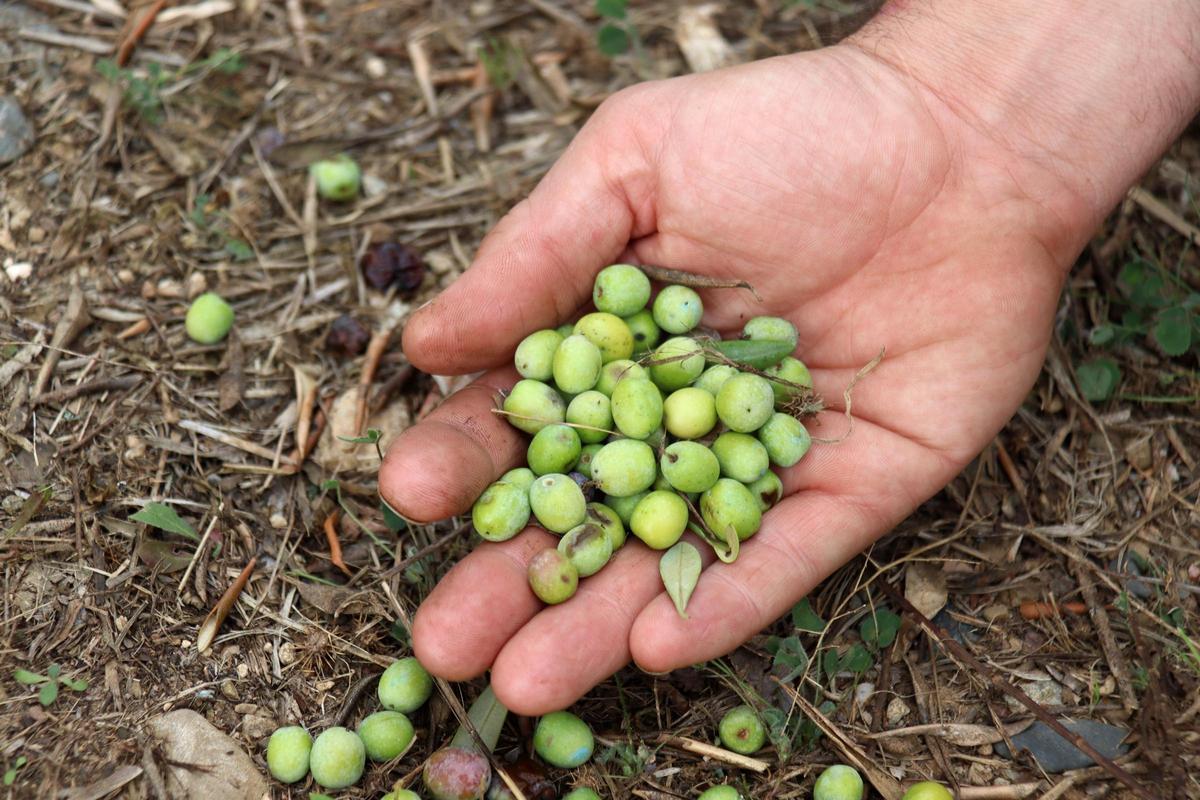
216, 329, 244, 412
129, 502, 199, 542
660, 541, 701, 619
137, 539, 193, 573
294, 581, 370, 616
2, 486, 52, 538
196, 557, 257, 653
904, 561, 948, 619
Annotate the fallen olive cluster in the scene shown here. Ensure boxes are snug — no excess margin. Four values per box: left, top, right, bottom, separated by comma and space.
265, 656, 432, 793
471, 263, 817, 613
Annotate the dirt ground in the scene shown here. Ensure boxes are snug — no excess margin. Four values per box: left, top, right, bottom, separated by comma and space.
1, 1, 1198, 799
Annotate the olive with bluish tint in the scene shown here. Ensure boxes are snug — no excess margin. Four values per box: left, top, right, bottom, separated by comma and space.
503, 379, 565, 434
593, 263, 651, 316
652, 284, 703, 334
715, 373, 775, 433
813, 764, 864, 800
309, 727, 366, 789
576, 443, 603, 478
357, 710, 415, 762
758, 413, 812, 467
595, 359, 647, 396
527, 424, 582, 475
574, 312, 634, 363
529, 473, 587, 533
589, 439, 656, 497
624, 309, 660, 354
610, 378, 663, 440
472, 480, 530, 542
528, 548, 578, 604
630, 491, 688, 550
500, 467, 536, 491
717, 706, 765, 755
533, 711, 594, 768
586, 501, 626, 549
266, 725, 312, 784
663, 387, 717, 439
660, 441, 720, 493
765, 356, 813, 407
649, 336, 705, 391
694, 364, 738, 396
558, 522, 613, 577
566, 391, 612, 444
746, 471, 783, 511
701, 479, 762, 542
553, 335, 603, 395
605, 491, 647, 526
711, 432, 769, 483
515, 329, 564, 381
379, 657, 433, 713
742, 315, 798, 351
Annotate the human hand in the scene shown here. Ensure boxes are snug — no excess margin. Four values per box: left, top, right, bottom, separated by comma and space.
380, 3, 1200, 716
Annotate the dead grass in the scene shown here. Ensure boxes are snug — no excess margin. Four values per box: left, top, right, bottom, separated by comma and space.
1, 1, 1198, 799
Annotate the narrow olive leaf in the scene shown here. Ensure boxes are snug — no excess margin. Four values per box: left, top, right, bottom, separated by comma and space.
450, 683, 508, 753
660, 541, 702, 619
12, 669, 46, 685
196, 557, 257, 653
637, 264, 763, 301
129, 502, 199, 542
707, 339, 794, 369
2, 486, 52, 539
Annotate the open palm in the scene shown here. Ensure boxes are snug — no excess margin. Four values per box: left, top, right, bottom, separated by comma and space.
381, 45, 1078, 715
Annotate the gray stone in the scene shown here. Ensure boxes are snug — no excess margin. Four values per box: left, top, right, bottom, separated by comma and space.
994, 718, 1129, 773
145, 709, 268, 800
0, 97, 34, 165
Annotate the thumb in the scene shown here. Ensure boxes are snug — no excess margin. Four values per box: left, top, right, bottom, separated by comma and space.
401, 92, 658, 375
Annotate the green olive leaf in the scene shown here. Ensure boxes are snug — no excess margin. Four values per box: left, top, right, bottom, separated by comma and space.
129, 502, 200, 542
12, 669, 46, 685
660, 541, 702, 619
38, 681, 57, 706
707, 339, 794, 369
450, 683, 508, 753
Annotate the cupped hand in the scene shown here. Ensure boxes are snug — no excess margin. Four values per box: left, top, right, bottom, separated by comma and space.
380, 43, 1086, 715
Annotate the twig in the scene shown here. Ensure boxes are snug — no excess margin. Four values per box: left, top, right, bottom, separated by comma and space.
654, 734, 769, 772
878, 580, 1152, 800
177, 419, 299, 465
115, 0, 167, 67
330, 671, 381, 728
773, 681, 903, 800
812, 347, 885, 445
1127, 186, 1200, 245
33, 282, 90, 401
355, 326, 394, 434
36, 375, 140, 405
196, 556, 258, 653
371, 522, 469, 584
1071, 562, 1138, 712
323, 511, 351, 577
1018, 600, 1088, 620
636, 263, 763, 302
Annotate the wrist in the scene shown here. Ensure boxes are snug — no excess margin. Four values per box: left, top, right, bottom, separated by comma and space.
845, 1, 1200, 243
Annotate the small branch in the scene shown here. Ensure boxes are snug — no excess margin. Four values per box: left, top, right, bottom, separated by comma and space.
636, 263, 763, 302
323, 511, 351, 577
36, 375, 140, 405
655, 734, 769, 772
115, 0, 167, 66
878, 580, 1152, 800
